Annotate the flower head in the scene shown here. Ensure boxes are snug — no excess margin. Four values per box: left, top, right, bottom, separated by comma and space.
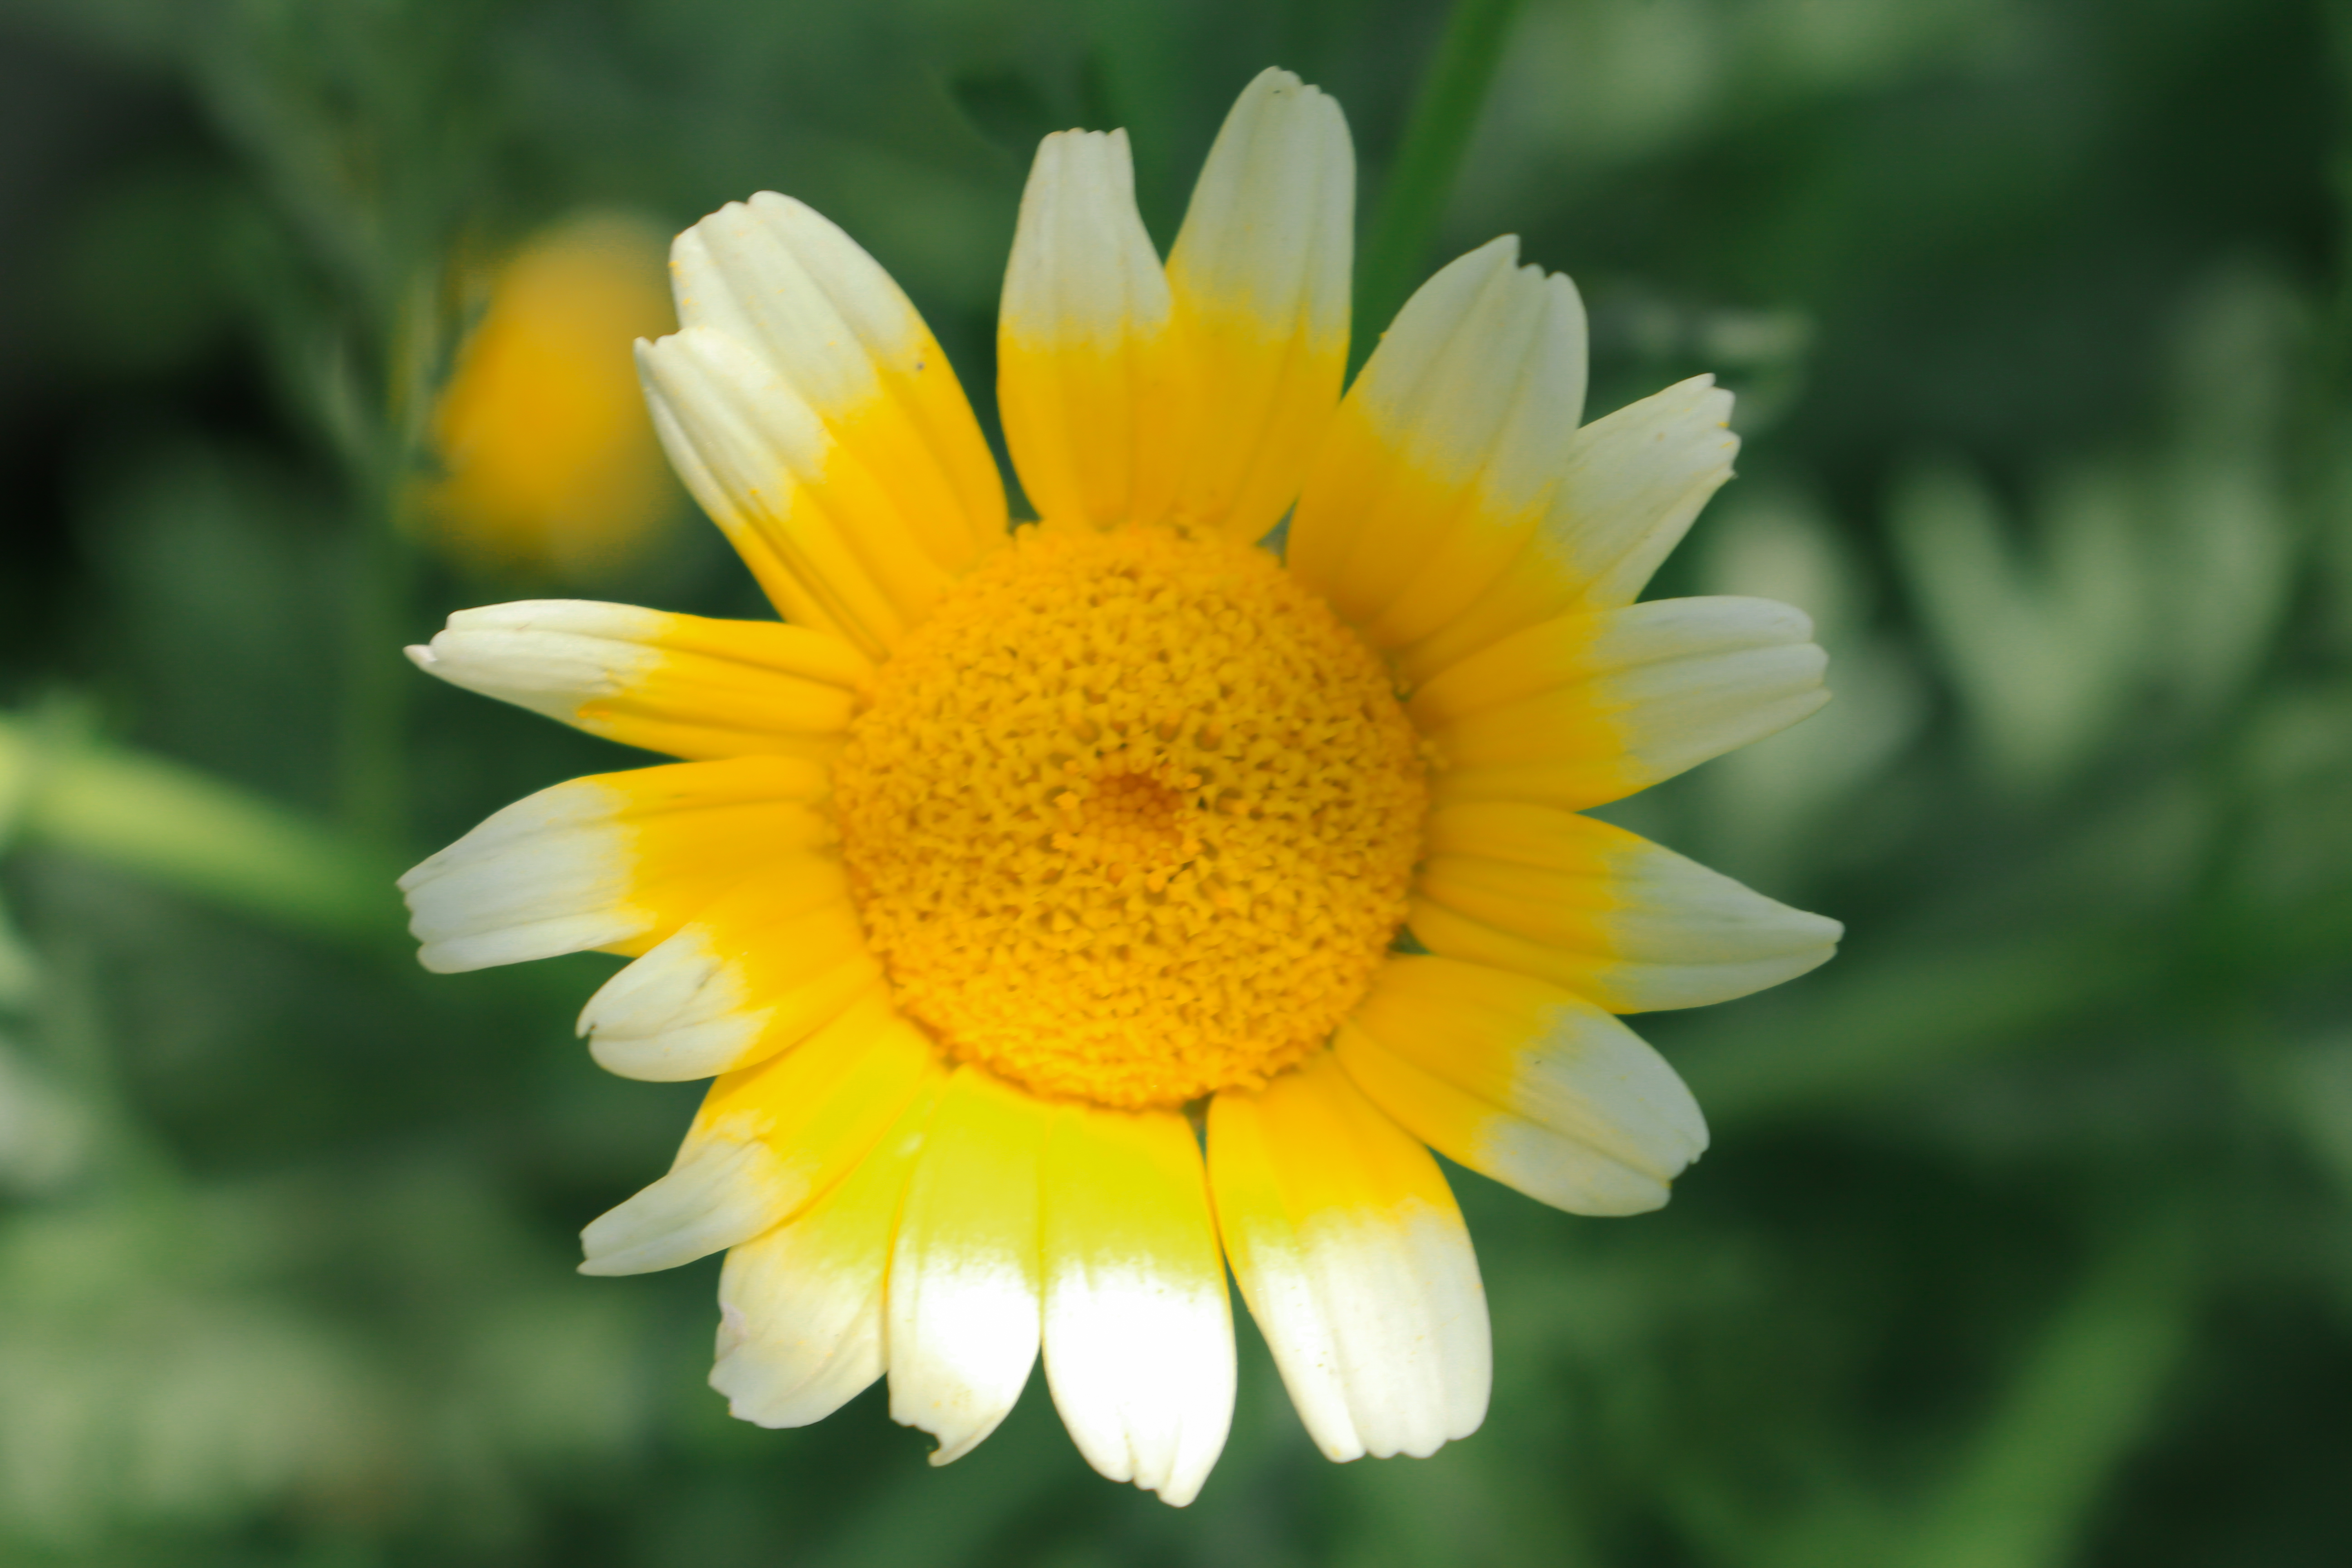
425, 212, 680, 582
401, 69, 1839, 1505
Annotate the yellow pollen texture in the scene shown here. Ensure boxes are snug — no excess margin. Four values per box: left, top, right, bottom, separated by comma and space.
832, 522, 1428, 1110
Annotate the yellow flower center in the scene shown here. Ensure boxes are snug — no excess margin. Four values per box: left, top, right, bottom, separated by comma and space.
833, 521, 1427, 1110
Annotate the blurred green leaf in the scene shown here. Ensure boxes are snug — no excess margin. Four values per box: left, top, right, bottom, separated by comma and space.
946, 63, 1068, 155
1889, 459, 2147, 797
1356, 0, 1524, 356
1678, 926, 2164, 1127
1903, 1222, 2196, 1568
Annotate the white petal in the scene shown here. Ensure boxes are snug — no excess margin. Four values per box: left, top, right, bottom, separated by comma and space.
1039, 1106, 1234, 1506
668, 192, 1003, 566
1341, 1024, 1677, 1215
1338, 956, 1707, 1217
637, 328, 929, 652
675, 196, 891, 414
1393, 374, 1741, 684
575, 867, 877, 1082
1412, 801, 1843, 1012
1289, 237, 1589, 643
407, 598, 868, 762
1207, 1057, 1490, 1462
1594, 599, 1830, 785
1168, 68, 1352, 339
1420, 596, 1830, 811
1547, 375, 1741, 609
398, 777, 635, 972
710, 1088, 938, 1427
580, 1135, 802, 1276
885, 1067, 1047, 1465
407, 600, 665, 724
1348, 238, 1587, 506
1161, 67, 1354, 541
577, 921, 760, 1080
996, 127, 1182, 529
583, 996, 937, 1275
397, 759, 829, 974
1252, 1201, 1490, 1460
1002, 128, 1171, 352
1044, 1260, 1233, 1504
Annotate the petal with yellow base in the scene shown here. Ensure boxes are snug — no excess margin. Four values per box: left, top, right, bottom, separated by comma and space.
887, 1066, 1052, 1465
1410, 801, 1842, 1012
999, 128, 1184, 529
638, 327, 954, 656
1393, 374, 1741, 683
579, 994, 938, 1274
1415, 595, 1829, 811
670, 192, 1005, 577
1041, 1102, 1235, 1506
398, 757, 832, 973
711, 1081, 943, 1428
1336, 956, 1707, 1217
1288, 238, 1585, 643
1207, 1054, 1490, 1462
409, 599, 869, 763
1163, 67, 1353, 541
574, 861, 882, 1082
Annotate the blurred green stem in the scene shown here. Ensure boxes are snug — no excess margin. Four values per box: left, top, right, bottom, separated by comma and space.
0, 707, 404, 950
1354, 0, 1524, 366
336, 455, 421, 853
1902, 1221, 2196, 1568
335, 277, 440, 853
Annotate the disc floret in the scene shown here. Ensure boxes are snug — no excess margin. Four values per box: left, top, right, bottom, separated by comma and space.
833, 523, 1428, 1108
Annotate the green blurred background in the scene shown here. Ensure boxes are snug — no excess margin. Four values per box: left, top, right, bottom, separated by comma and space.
4, 0, 2350, 1563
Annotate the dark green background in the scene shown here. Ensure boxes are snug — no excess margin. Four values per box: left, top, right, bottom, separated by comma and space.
3, 0, 2349, 1563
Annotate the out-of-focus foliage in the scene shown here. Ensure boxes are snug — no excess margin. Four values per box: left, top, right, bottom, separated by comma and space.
422, 212, 682, 585
1, 0, 2348, 1563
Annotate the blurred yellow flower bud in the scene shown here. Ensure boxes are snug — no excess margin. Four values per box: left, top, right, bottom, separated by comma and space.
425, 213, 679, 583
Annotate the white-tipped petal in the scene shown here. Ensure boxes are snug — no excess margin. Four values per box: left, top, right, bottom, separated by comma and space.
583, 995, 939, 1275
399, 777, 639, 972
886, 1066, 1049, 1465
1337, 956, 1709, 1217
712, 1084, 941, 1426
407, 600, 666, 720
1551, 374, 1742, 609
581, 1135, 801, 1276
1416, 595, 1830, 812
997, 128, 1183, 529
1163, 67, 1354, 539
1411, 801, 1842, 1012
1208, 1055, 1490, 1462
667, 193, 1004, 573
1289, 238, 1588, 645
397, 758, 829, 974
1040, 1104, 1235, 1506
638, 327, 937, 653
409, 599, 869, 762
577, 921, 760, 1079
1398, 375, 1740, 682
576, 862, 879, 1082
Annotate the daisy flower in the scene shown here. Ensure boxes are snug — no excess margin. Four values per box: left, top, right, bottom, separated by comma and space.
400, 68, 1839, 1506
426, 213, 679, 581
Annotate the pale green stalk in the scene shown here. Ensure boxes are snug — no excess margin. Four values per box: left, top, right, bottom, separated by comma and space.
0, 710, 402, 950
1354, 0, 1525, 368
